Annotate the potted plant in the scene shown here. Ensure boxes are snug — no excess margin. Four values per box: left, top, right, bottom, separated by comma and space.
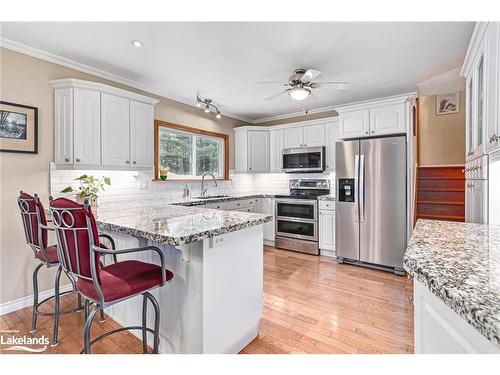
159, 166, 169, 180
61, 174, 111, 212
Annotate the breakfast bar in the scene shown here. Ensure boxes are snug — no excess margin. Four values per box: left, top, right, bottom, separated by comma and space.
93, 199, 272, 354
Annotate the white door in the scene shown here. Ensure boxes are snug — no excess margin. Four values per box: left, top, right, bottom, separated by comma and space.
466, 76, 475, 161
269, 129, 284, 172
486, 22, 500, 154
283, 126, 304, 148
369, 103, 406, 136
73, 88, 100, 166
303, 124, 325, 147
472, 180, 488, 224
130, 100, 154, 168
474, 50, 486, 159
247, 130, 270, 172
338, 109, 370, 139
54, 88, 73, 165
325, 121, 338, 171
319, 211, 335, 251
101, 93, 130, 167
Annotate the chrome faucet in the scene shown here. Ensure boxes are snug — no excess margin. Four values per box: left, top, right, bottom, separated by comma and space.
201, 172, 218, 197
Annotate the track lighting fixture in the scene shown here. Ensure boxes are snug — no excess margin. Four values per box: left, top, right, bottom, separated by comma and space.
196, 94, 222, 119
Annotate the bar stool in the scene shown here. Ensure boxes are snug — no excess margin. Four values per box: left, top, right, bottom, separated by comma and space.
17, 192, 116, 346
49, 197, 174, 354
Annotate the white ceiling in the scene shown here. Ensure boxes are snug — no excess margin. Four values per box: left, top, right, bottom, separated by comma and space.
0, 22, 474, 122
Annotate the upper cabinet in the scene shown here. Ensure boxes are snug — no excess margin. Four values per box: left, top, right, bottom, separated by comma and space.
283, 123, 325, 148
234, 127, 270, 173
50, 79, 158, 170
325, 120, 339, 172
462, 22, 500, 157
269, 129, 284, 172
336, 96, 409, 139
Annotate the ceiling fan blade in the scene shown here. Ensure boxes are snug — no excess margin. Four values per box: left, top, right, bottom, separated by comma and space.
310, 82, 351, 90
265, 89, 290, 101
300, 69, 322, 83
257, 81, 290, 85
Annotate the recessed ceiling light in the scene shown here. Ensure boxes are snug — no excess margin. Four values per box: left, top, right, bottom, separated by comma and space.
131, 40, 143, 48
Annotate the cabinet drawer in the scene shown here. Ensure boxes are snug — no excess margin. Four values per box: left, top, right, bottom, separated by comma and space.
228, 199, 252, 210
205, 201, 228, 210
234, 206, 255, 213
319, 200, 335, 211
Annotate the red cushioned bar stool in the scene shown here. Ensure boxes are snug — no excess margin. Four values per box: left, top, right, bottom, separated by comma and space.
49, 197, 174, 354
17, 192, 115, 346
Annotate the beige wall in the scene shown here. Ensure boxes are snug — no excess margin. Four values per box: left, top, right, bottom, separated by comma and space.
255, 110, 338, 126
0, 48, 248, 304
418, 92, 465, 166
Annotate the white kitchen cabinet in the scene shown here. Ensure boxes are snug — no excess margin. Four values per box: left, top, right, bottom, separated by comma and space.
485, 22, 500, 154
51, 78, 158, 170
248, 130, 270, 172
130, 100, 154, 168
319, 208, 335, 255
283, 126, 304, 148
303, 124, 325, 147
369, 103, 406, 136
472, 179, 488, 224
325, 120, 338, 171
73, 88, 101, 166
269, 129, 284, 172
101, 93, 130, 167
54, 87, 73, 165
261, 197, 275, 243
338, 109, 370, 139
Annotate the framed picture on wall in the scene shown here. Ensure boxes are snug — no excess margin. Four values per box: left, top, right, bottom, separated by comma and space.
0, 101, 38, 154
436, 92, 459, 115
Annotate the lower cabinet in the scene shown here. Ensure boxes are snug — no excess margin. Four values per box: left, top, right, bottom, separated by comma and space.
413, 279, 500, 353
319, 205, 335, 256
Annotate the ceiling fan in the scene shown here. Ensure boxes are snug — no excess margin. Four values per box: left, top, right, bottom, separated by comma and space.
259, 68, 350, 101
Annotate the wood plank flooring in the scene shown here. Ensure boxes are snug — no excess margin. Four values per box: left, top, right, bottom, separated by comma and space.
1, 246, 414, 354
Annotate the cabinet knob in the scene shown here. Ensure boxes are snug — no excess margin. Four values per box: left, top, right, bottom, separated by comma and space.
75, 158, 80, 162
64, 157, 70, 162
371, 130, 375, 134
365, 131, 369, 135
489, 134, 500, 143
126, 160, 130, 164
133, 161, 136, 165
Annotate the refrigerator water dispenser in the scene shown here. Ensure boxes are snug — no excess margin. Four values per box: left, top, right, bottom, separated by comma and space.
338, 178, 355, 202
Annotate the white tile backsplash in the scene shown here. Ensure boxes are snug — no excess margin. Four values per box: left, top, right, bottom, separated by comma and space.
49, 162, 335, 203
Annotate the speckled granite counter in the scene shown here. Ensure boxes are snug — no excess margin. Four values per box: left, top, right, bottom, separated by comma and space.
317, 194, 336, 201
95, 199, 272, 246
404, 219, 500, 347
173, 193, 277, 207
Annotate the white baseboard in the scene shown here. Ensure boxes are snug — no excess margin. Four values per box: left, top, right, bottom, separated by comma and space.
263, 239, 275, 246
320, 249, 336, 258
0, 284, 73, 316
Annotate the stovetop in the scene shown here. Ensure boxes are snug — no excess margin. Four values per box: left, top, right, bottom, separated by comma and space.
275, 190, 329, 200
275, 178, 331, 200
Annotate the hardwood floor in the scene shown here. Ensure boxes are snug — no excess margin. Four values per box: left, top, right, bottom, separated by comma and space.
0, 246, 414, 354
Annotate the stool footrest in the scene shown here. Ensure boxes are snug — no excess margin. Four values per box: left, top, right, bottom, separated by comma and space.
80, 325, 155, 354
35, 290, 80, 317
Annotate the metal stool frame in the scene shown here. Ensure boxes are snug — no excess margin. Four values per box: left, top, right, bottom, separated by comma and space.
49, 197, 169, 354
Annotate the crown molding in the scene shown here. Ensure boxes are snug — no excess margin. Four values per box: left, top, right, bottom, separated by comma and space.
334, 92, 417, 113
0, 37, 253, 123
460, 22, 488, 78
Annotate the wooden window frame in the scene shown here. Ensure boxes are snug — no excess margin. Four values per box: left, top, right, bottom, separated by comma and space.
154, 119, 229, 181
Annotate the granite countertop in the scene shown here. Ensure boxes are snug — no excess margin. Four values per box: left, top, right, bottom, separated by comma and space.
404, 219, 500, 347
173, 193, 277, 207
93, 199, 272, 246
317, 194, 336, 201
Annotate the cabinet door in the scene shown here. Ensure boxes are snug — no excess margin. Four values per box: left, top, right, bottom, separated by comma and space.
130, 100, 154, 168
338, 109, 370, 139
54, 88, 73, 165
234, 129, 248, 173
485, 22, 500, 154
247, 130, 270, 172
466, 76, 475, 160
325, 121, 338, 171
283, 126, 304, 148
303, 124, 325, 147
261, 198, 275, 241
319, 211, 335, 251
472, 180, 488, 224
369, 103, 406, 136
101, 93, 130, 167
465, 180, 473, 222
474, 53, 486, 158
73, 88, 100, 166
269, 129, 284, 172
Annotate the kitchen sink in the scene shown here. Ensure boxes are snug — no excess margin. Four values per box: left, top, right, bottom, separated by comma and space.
193, 195, 229, 199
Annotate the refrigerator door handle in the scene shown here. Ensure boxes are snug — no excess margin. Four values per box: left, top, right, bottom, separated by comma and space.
359, 155, 365, 222
354, 154, 359, 222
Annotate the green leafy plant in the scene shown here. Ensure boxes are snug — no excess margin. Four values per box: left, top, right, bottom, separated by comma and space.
61, 174, 111, 200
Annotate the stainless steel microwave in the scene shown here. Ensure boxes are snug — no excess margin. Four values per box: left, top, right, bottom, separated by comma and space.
282, 146, 325, 173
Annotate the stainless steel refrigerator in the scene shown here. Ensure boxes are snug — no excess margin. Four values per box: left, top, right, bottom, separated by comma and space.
335, 136, 406, 275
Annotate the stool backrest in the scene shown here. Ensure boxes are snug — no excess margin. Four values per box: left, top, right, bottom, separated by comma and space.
17, 192, 48, 257
49, 197, 102, 284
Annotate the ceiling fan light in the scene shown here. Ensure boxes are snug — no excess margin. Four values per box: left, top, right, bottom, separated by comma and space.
289, 87, 310, 101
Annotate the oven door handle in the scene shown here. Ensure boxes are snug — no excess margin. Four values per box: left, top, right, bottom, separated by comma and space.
354, 154, 359, 222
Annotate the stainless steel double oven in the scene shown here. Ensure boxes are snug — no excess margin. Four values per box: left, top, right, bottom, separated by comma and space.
274, 178, 330, 255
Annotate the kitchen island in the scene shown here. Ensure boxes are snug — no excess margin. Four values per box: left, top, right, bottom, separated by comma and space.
93, 198, 272, 354
404, 219, 500, 353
